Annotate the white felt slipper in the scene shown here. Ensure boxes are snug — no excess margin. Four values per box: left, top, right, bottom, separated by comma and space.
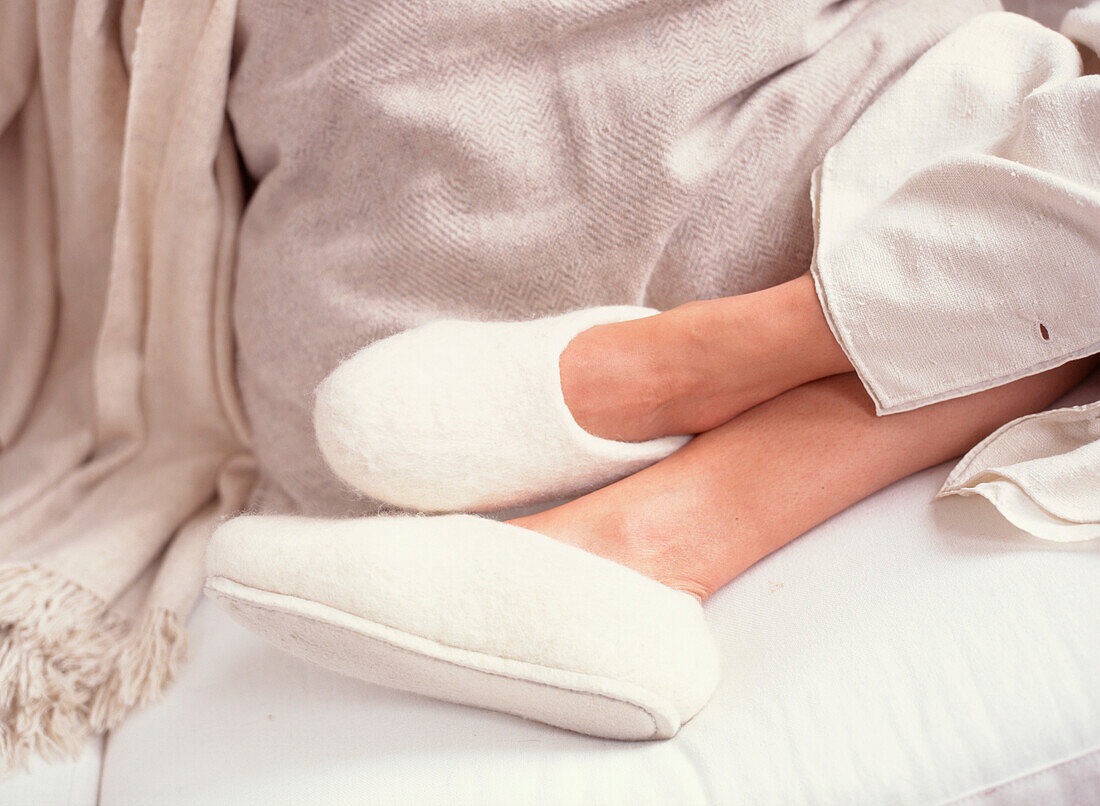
313, 306, 692, 513
204, 513, 720, 740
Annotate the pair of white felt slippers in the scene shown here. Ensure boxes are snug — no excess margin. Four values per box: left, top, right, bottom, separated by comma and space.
206, 307, 720, 740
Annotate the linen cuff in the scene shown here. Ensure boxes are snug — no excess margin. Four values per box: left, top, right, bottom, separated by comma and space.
937, 397, 1100, 542
808, 11, 1100, 415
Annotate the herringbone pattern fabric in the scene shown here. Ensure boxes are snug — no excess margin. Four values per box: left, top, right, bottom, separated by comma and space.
229, 0, 997, 516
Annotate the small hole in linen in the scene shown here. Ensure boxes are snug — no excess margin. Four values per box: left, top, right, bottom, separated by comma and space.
1039, 323, 1050, 340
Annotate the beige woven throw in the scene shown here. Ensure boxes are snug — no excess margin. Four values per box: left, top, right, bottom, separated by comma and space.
0, 0, 254, 771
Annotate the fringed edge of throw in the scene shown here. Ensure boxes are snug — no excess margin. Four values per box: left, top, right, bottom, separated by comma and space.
0, 564, 187, 776
88, 608, 187, 731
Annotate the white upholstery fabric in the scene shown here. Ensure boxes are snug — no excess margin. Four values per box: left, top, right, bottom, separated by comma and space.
95, 377, 1100, 806
0, 739, 102, 806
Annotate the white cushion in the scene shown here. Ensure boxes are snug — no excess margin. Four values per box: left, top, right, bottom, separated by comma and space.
0, 739, 103, 806
95, 377, 1100, 806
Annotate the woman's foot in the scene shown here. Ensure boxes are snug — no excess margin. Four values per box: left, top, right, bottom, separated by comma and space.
559, 273, 854, 442
513, 362, 1090, 600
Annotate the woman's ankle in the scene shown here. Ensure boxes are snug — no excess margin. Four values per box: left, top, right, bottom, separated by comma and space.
559, 273, 853, 442
509, 501, 720, 601
680, 273, 853, 395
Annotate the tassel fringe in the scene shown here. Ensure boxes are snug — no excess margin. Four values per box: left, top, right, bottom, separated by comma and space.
0, 564, 187, 776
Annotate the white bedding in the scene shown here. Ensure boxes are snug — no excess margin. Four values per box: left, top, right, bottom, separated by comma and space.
4, 399, 1098, 804
0, 740, 102, 806
78, 369, 1098, 806
4, 385, 1097, 805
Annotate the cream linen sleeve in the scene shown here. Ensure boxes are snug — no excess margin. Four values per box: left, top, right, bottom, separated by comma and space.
809, 6, 1100, 541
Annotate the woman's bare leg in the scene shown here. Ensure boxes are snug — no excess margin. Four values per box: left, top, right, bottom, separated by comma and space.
560, 273, 853, 441
512, 360, 1093, 600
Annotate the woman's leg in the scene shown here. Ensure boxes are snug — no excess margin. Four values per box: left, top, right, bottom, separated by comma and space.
512, 359, 1094, 600
560, 273, 853, 441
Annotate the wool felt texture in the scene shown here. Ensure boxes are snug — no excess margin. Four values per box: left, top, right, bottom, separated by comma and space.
205, 513, 720, 740
314, 306, 692, 513
0, 0, 254, 775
